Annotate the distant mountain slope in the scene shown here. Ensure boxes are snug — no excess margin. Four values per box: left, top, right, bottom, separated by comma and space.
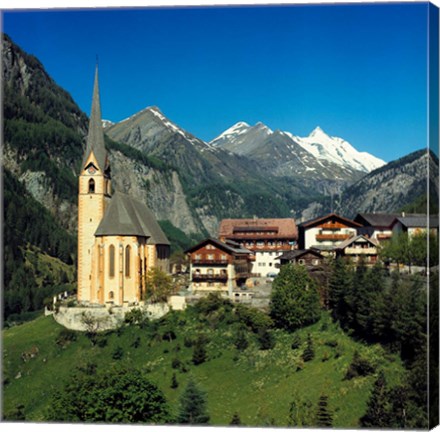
211, 122, 385, 179
335, 149, 439, 217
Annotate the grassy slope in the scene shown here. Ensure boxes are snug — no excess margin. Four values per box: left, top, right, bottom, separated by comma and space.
2, 311, 405, 427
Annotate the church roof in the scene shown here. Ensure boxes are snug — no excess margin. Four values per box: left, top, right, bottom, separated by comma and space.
82, 65, 108, 172
95, 192, 170, 245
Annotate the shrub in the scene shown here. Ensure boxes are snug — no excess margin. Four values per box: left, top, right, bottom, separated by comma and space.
172, 358, 182, 369
291, 333, 301, 350
344, 351, 375, 380
55, 328, 77, 348
131, 336, 141, 349
233, 326, 249, 351
257, 328, 276, 350
235, 304, 273, 333
171, 373, 179, 389
324, 339, 339, 348
184, 336, 193, 348
192, 340, 207, 366
112, 346, 124, 360
162, 330, 177, 342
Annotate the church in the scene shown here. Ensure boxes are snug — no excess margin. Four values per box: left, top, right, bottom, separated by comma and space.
77, 66, 170, 306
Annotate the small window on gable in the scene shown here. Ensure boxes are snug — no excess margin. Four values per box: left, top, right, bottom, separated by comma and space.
88, 178, 95, 194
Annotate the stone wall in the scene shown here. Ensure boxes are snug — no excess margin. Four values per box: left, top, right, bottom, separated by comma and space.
53, 303, 170, 332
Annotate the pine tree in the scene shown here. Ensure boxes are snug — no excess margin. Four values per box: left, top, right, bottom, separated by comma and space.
315, 394, 333, 427
302, 333, 315, 362
328, 258, 352, 327
230, 412, 242, 425
192, 338, 207, 365
171, 373, 179, 389
360, 371, 391, 427
177, 379, 210, 424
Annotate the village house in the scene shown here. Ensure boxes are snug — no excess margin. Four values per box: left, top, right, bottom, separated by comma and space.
298, 213, 361, 253
391, 214, 439, 238
185, 238, 255, 297
354, 213, 399, 243
334, 235, 380, 265
275, 249, 324, 267
218, 218, 297, 276
77, 66, 170, 307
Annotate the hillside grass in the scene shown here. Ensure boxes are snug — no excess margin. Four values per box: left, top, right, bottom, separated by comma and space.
2, 309, 405, 427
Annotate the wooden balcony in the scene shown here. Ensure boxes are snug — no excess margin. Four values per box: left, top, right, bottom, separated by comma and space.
344, 247, 377, 255
192, 259, 229, 266
376, 233, 392, 241
316, 233, 351, 242
192, 273, 228, 282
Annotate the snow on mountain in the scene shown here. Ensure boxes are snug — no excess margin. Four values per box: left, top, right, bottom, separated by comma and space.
211, 121, 385, 173
293, 126, 386, 173
210, 121, 273, 154
102, 119, 114, 128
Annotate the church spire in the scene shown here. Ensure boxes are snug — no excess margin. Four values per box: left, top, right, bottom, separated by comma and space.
82, 64, 108, 172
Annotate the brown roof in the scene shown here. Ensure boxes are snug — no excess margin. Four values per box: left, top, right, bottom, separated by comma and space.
299, 213, 362, 229
335, 235, 379, 250
218, 218, 298, 239
185, 238, 253, 256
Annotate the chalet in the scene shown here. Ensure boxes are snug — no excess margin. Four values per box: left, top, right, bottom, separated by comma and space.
298, 213, 361, 252
218, 218, 297, 277
334, 235, 379, 264
391, 214, 439, 238
354, 213, 399, 243
185, 238, 254, 297
276, 249, 324, 267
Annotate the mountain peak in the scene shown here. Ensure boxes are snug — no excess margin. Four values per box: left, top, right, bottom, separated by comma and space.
309, 126, 328, 138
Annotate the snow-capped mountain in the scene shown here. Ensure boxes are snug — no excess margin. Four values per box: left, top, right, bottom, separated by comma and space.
291, 126, 385, 173
211, 122, 385, 174
210, 121, 273, 154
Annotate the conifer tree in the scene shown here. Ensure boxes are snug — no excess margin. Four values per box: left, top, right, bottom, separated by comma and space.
328, 258, 352, 327
302, 333, 315, 362
315, 394, 333, 427
230, 412, 242, 425
360, 371, 391, 428
177, 379, 210, 425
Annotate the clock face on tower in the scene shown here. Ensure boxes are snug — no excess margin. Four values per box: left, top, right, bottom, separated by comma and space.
87, 165, 97, 175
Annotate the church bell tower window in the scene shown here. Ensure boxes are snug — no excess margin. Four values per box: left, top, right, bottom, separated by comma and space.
88, 178, 95, 194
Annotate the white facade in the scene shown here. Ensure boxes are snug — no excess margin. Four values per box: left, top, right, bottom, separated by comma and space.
253, 251, 280, 276
304, 226, 357, 249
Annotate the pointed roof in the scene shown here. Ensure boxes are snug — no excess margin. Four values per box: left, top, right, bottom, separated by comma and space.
82, 65, 108, 171
299, 213, 362, 229
335, 235, 379, 250
95, 192, 170, 245
185, 238, 253, 256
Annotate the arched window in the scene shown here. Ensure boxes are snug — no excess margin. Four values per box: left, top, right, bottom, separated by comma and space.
88, 178, 95, 193
109, 245, 115, 277
109, 291, 114, 300
125, 245, 131, 278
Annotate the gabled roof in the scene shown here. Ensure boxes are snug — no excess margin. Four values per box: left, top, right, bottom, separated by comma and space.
185, 238, 253, 256
276, 249, 324, 261
95, 192, 169, 245
354, 213, 400, 228
82, 65, 108, 172
335, 235, 379, 250
218, 218, 297, 238
299, 213, 362, 229
394, 215, 439, 229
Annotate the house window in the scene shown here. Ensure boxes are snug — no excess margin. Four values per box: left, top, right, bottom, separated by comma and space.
195, 254, 201, 261
298, 259, 305, 265
109, 245, 115, 277
125, 245, 131, 278
88, 178, 95, 193
207, 268, 214, 275
313, 259, 320, 265
207, 254, 214, 260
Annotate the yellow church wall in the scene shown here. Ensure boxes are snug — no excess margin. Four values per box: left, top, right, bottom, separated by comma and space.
77, 155, 108, 303
91, 236, 148, 306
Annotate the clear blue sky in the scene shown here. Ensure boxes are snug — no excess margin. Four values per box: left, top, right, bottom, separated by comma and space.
2, 2, 434, 161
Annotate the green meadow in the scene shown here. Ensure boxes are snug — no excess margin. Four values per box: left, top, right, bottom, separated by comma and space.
2, 304, 405, 427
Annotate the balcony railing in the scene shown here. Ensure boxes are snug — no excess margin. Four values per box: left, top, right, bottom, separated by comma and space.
316, 234, 351, 242
376, 234, 392, 240
344, 247, 377, 255
192, 259, 228, 265
192, 273, 228, 282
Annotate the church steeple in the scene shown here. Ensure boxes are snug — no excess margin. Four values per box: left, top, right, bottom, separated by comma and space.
82, 64, 108, 172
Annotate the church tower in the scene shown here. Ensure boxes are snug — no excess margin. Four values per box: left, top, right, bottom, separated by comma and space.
77, 65, 111, 303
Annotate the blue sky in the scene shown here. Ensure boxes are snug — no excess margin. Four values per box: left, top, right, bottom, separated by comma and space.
2, 2, 435, 162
